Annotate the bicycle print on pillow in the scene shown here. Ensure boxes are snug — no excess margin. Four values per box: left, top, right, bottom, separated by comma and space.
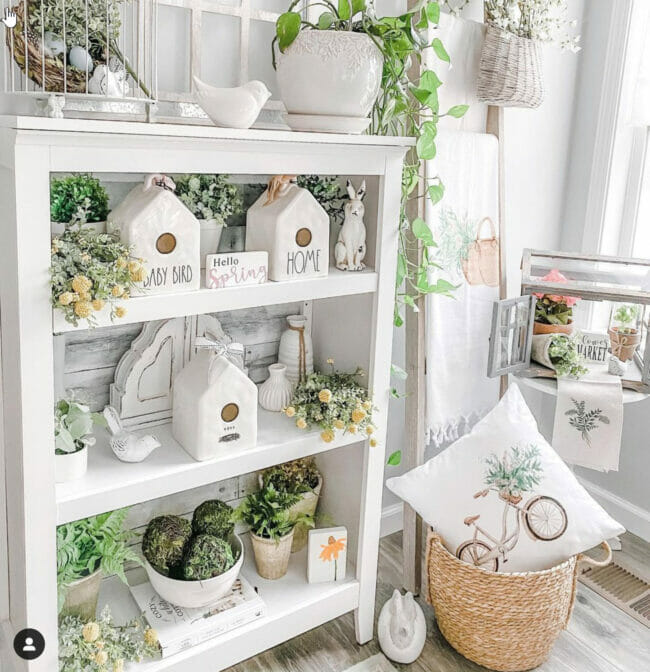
456, 444, 568, 571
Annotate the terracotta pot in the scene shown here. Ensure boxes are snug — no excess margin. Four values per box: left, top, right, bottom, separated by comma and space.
533, 320, 573, 336
251, 530, 294, 580
61, 568, 102, 621
608, 327, 641, 362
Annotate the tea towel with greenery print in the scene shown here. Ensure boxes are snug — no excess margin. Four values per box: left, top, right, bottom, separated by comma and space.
552, 372, 623, 472
386, 383, 624, 572
425, 131, 500, 447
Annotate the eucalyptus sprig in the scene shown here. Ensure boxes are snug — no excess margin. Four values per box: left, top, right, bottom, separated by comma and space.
273, 1, 467, 326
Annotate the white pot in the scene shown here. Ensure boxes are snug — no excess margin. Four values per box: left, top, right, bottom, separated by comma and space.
276, 31, 383, 118
55, 447, 88, 483
278, 315, 314, 386
51, 221, 106, 236
259, 363, 294, 412
144, 534, 244, 608
200, 219, 224, 268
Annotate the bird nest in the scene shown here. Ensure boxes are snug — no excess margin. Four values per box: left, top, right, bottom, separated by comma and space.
6, 3, 90, 94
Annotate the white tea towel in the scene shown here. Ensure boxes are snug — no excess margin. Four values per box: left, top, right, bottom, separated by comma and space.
553, 371, 624, 472
425, 131, 500, 446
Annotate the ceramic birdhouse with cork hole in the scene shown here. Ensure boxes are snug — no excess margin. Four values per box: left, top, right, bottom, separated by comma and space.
245, 175, 329, 282
172, 338, 258, 462
108, 174, 200, 295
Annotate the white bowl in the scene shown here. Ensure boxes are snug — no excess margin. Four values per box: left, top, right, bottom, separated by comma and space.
144, 534, 243, 608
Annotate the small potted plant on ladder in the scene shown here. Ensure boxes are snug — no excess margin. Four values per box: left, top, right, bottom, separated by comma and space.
609, 303, 643, 362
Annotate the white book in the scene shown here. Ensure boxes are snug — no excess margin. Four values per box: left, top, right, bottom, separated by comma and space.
130, 577, 266, 658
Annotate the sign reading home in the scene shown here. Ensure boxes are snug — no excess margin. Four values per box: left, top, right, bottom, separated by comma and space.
206, 252, 268, 289
575, 331, 610, 363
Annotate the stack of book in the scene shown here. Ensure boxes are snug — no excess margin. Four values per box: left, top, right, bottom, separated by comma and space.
130, 576, 266, 658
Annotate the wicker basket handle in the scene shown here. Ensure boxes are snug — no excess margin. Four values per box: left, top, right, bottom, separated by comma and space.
475, 216, 497, 241
577, 540, 612, 568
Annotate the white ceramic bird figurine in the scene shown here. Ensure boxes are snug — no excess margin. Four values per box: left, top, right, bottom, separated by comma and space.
103, 405, 160, 463
193, 77, 271, 129
378, 589, 426, 664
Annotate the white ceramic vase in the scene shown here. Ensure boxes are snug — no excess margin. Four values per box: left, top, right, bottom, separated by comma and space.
276, 31, 383, 129
278, 315, 314, 386
199, 219, 224, 268
55, 447, 88, 483
258, 363, 293, 412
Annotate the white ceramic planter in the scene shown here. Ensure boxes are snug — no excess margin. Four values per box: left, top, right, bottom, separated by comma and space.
276, 31, 383, 124
200, 219, 224, 268
278, 315, 314, 386
51, 221, 106, 236
144, 534, 244, 608
55, 447, 88, 483
61, 568, 103, 621
258, 363, 293, 412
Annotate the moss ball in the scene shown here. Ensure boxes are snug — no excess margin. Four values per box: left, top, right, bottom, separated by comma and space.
142, 515, 192, 576
192, 499, 235, 539
182, 535, 235, 581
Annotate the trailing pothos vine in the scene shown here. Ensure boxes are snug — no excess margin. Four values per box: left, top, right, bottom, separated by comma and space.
274, 1, 467, 328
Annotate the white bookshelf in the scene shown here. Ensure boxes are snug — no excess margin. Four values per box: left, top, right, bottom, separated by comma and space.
0, 116, 410, 671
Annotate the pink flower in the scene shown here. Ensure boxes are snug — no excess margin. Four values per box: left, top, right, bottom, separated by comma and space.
532, 269, 579, 306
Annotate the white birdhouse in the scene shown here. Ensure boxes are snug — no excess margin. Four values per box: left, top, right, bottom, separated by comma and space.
108, 174, 201, 295
245, 176, 330, 282
172, 340, 258, 462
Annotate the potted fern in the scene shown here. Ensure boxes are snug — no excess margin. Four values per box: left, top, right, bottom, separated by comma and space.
260, 458, 323, 552
609, 304, 642, 362
57, 509, 141, 620
237, 484, 311, 580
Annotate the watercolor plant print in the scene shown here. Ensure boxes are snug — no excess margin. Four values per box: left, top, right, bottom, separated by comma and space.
565, 398, 610, 447
435, 207, 481, 281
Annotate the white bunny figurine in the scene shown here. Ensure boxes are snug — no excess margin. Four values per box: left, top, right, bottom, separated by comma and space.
103, 405, 161, 463
335, 179, 367, 271
378, 589, 426, 664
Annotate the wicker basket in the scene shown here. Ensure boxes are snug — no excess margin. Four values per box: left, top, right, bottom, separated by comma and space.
6, 3, 91, 94
477, 25, 544, 108
426, 532, 611, 672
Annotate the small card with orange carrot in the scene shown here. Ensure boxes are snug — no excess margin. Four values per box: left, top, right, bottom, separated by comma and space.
307, 527, 348, 584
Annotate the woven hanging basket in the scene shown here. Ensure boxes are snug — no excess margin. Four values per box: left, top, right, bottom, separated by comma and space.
477, 25, 545, 108
426, 532, 611, 672
6, 3, 91, 94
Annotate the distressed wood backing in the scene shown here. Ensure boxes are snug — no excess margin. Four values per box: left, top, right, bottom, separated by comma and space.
56, 303, 303, 412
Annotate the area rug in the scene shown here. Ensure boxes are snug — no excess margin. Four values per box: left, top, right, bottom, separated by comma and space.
342, 654, 398, 672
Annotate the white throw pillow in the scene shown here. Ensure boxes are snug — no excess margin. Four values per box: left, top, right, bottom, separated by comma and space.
387, 383, 624, 572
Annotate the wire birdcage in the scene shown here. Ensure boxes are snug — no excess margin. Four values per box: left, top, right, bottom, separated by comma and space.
0, 0, 157, 118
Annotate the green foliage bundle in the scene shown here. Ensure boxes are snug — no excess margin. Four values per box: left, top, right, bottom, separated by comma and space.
296, 175, 346, 225
262, 458, 321, 495
612, 304, 640, 333
175, 174, 243, 224
237, 483, 304, 541
182, 535, 236, 581
51, 225, 141, 327
141, 515, 192, 577
50, 174, 110, 225
484, 444, 542, 497
566, 398, 609, 447
28, 0, 124, 61
54, 398, 105, 455
534, 297, 573, 326
274, 1, 467, 326
284, 362, 376, 444
58, 605, 159, 672
192, 499, 235, 539
547, 334, 588, 379
57, 510, 141, 613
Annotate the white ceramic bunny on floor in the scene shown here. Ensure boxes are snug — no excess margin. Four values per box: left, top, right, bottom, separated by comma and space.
378, 589, 426, 664
103, 405, 161, 463
335, 179, 367, 271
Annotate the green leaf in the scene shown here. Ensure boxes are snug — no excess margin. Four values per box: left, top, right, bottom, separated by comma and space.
396, 253, 407, 286
277, 12, 301, 52
318, 12, 334, 29
412, 217, 435, 246
446, 104, 469, 118
403, 294, 419, 311
387, 451, 402, 466
420, 69, 442, 92
416, 129, 437, 160
391, 363, 408, 380
394, 307, 404, 327
426, 2, 441, 24
338, 0, 366, 20
431, 37, 450, 63
428, 182, 445, 205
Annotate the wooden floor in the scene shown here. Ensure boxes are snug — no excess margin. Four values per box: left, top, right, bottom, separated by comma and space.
227, 531, 650, 672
